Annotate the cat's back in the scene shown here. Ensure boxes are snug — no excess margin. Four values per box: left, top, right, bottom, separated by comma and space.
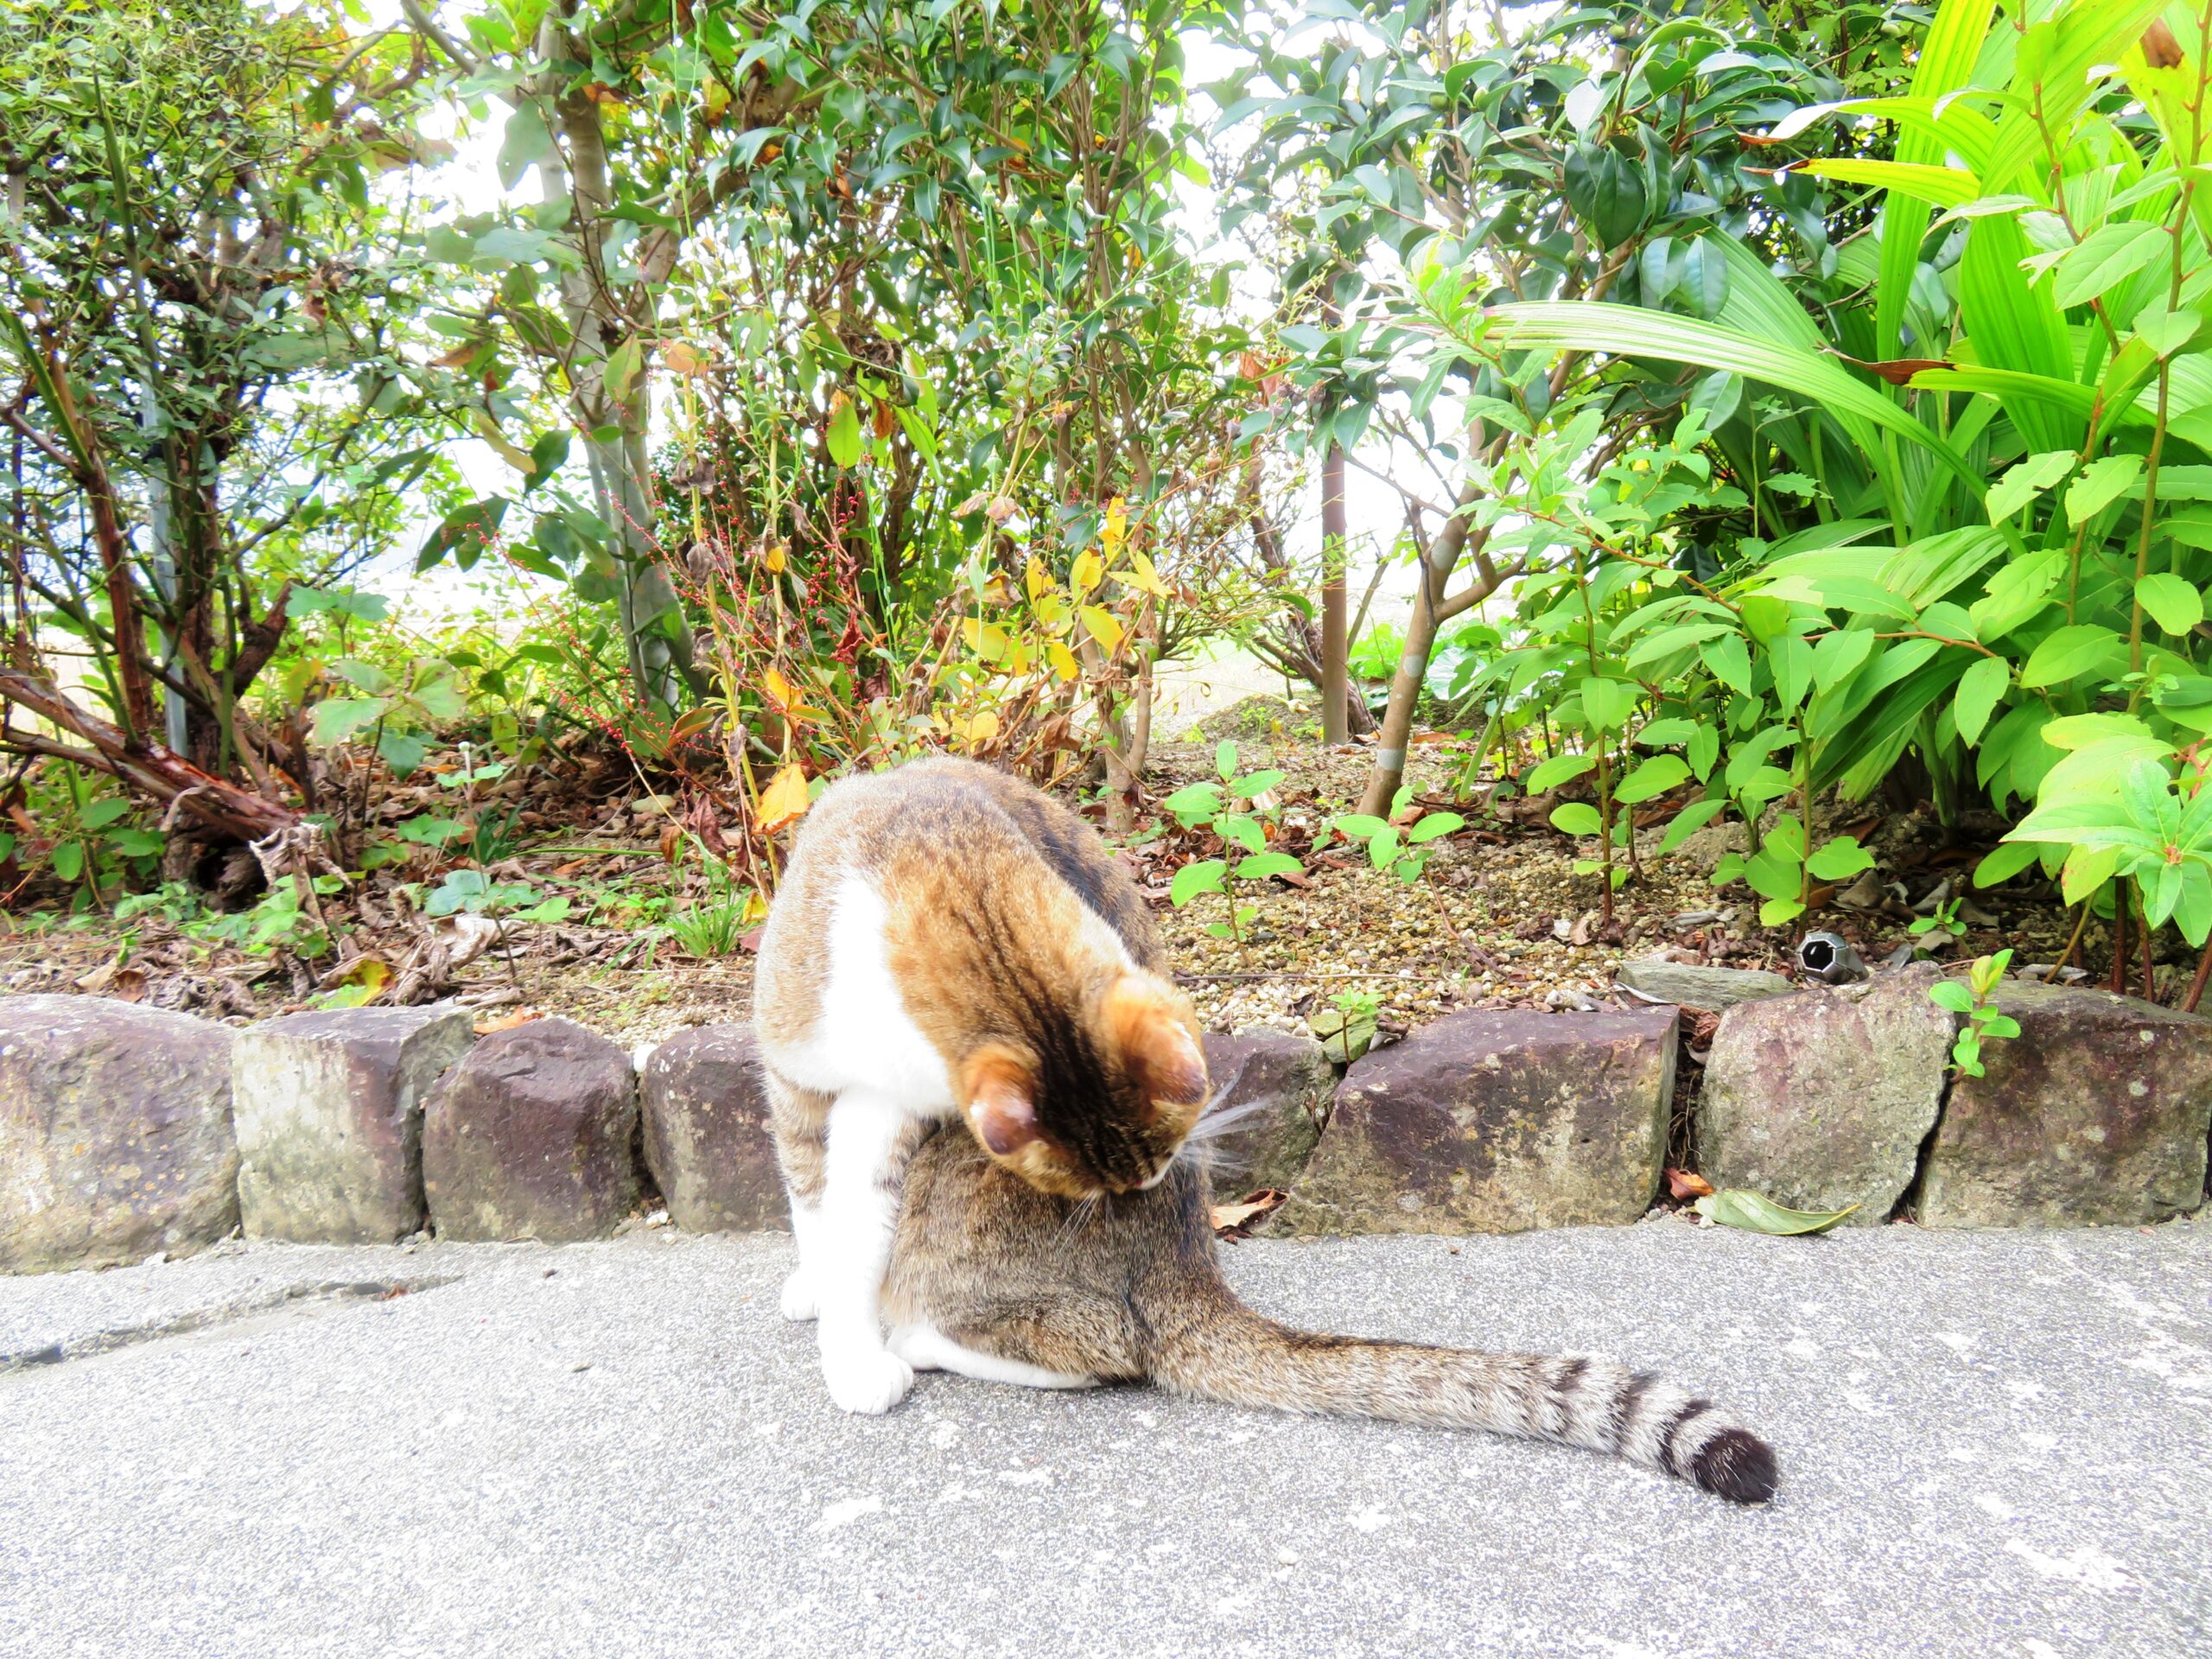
753, 757, 1163, 1049
767, 756, 1159, 958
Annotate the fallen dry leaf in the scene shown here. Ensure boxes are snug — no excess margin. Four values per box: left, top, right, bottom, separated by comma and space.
1666, 1166, 1715, 1201
1211, 1188, 1289, 1236
755, 762, 810, 834
474, 1009, 543, 1035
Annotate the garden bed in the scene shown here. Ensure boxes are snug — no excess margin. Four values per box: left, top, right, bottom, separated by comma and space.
0, 700, 2118, 1051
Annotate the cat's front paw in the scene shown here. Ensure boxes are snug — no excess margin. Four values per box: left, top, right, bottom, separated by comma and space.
779, 1268, 820, 1322
820, 1340, 914, 1414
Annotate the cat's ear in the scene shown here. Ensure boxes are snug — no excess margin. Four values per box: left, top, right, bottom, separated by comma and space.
1102, 975, 1208, 1108
962, 1045, 1041, 1156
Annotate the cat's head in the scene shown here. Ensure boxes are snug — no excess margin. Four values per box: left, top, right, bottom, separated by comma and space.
956, 971, 1208, 1199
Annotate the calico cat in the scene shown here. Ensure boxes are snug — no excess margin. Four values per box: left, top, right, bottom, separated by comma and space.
883, 1125, 1780, 1503
753, 756, 1211, 1414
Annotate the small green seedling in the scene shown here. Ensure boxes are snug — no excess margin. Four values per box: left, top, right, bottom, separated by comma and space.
1160, 741, 1300, 942
1331, 786, 1465, 885
1910, 897, 1969, 954
1929, 950, 2018, 1077
1311, 988, 1382, 1064
423, 868, 571, 925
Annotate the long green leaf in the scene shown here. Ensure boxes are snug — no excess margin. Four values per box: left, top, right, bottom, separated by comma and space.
1485, 303, 1983, 489
1802, 159, 1985, 208
1879, 0, 1999, 358
1980, 0, 2174, 192
1909, 365, 2150, 429
1956, 211, 2079, 453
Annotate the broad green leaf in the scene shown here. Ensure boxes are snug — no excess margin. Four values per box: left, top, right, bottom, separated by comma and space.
1811, 627, 1877, 690
2134, 308, 2202, 359
1332, 813, 1389, 839
1160, 783, 1223, 822
2136, 573, 2205, 635
1169, 860, 1226, 906
2051, 221, 2168, 311
1215, 740, 1238, 780
1657, 798, 1727, 852
1701, 635, 1753, 692
1217, 815, 1267, 855
1805, 836, 1876, 880
1694, 1190, 1860, 1235
1525, 753, 1597, 791
1581, 677, 1637, 731
825, 391, 862, 467
1986, 451, 2075, 522
1550, 803, 1604, 837
1758, 896, 1808, 927
2065, 454, 2145, 526
1407, 812, 1465, 845
1614, 755, 1690, 804
1230, 769, 1286, 800
1974, 841, 2043, 887
312, 696, 389, 746
1953, 654, 2010, 745
1236, 852, 1304, 881
2020, 625, 2125, 688
1743, 845, 1803, 901
1563, 143, 1647, 248
1634, 717, 1700, 747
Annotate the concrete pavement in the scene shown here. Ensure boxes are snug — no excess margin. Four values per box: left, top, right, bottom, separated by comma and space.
3, 1217, 2207, 1658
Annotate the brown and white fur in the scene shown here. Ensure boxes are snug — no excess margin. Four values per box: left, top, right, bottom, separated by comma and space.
753, 757, 1211, 1414
885, 1125, 1781, 1503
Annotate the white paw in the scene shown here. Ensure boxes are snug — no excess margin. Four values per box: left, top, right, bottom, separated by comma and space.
821, 1341, 914, 1414
887, 1325, 944, 1371
779, 1269, 820, 1322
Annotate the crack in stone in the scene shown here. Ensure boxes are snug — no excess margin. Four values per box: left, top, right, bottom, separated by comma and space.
0, 1274, 461, 1373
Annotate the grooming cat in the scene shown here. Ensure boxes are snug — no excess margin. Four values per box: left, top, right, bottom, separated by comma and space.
883, 1124, 1780, 1503
753, 756, 1211, 1414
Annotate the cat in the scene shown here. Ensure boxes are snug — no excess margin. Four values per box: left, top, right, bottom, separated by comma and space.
881, 1125, 1780, 1504
753, 755, 1212, 1414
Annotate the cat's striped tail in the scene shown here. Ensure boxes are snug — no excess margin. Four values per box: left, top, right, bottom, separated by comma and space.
1147, 1284, 1777, 1503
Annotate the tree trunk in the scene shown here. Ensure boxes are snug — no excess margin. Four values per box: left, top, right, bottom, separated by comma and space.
1357, 477, 1506, 818
1319, 437, 1349, 745
544, 35, 697, 711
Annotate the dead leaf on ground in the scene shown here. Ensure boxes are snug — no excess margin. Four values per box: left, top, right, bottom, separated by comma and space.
1665, 1166, 1715, 1201
1211, 1189, 1288, 1236
474, 1009, 543, 1035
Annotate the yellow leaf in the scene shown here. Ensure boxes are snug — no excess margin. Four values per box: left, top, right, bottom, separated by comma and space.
1025, 556, 1052, 603
964, 709, 1001, 750
1080, 605, 1126, 655
756, 764, 811, 833
662, 340, 711, 375
764, 541, 788, 574
1122, 549, 1168, 599
1101, 496, 1128, 557
962, 618, 1011, 664
1047, 641, 1079, 681
762, 667, 796, 709
1071, 548, 1104, 597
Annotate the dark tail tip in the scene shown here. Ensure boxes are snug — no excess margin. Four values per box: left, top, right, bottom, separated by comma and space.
1690, 1427, 1778, 1504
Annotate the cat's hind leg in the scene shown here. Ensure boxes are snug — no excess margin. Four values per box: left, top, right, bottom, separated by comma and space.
762, 1065, 835, 1323
888, 1324, 1099, 1390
